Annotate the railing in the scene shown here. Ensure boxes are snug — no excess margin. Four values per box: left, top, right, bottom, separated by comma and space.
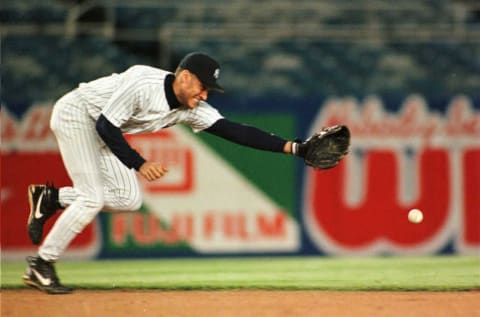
2, 0, 480, 43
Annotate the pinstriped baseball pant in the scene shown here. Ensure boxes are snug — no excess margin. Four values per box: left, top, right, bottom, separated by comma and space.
39, 90, 143, 261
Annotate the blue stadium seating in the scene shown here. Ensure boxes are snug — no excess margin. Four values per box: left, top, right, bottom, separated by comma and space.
1, 1, 479, 104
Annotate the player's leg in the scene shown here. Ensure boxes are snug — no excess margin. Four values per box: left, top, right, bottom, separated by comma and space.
27, 151, 142, 246
27, 183, 97, 245
24, 94, 104, 294
98, 146, 143, 212
39, 149, 143, 213
41, 99, 106, 260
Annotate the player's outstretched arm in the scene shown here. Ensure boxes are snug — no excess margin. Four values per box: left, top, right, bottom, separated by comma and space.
204, 118, 291, 153
204, 119, 350, 169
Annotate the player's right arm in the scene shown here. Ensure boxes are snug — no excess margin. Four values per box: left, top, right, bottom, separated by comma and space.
138, 162, 169, 182
96, 114, 167, 181
96, 67, 168, 181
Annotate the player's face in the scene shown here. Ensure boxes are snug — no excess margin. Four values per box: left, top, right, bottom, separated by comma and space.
179, 71, 209, 108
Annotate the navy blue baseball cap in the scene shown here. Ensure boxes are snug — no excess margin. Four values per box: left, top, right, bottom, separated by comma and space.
178, 52, 224, 93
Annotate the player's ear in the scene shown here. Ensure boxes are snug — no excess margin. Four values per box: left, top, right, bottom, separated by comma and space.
177, 69, 191, 85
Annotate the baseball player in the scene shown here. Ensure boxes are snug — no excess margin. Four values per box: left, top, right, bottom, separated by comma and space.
24, 52, 349, 294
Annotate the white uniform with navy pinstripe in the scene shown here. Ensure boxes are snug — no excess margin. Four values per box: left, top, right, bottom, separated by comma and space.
41, 65, 223, 261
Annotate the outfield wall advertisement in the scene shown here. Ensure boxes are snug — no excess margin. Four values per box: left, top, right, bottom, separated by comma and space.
1, 94, 479, 259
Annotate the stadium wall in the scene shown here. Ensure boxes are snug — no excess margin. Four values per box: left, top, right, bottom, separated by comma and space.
1, 94, 479, 259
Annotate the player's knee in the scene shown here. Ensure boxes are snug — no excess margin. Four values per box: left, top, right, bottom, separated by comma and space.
70, 192, 104, 230
129, 196, 143, 211
106, 188, 143, 212
79, 191, 105, 211
121, 191, 143, 211
88, 196, 105, 211
123, 183, 143, 211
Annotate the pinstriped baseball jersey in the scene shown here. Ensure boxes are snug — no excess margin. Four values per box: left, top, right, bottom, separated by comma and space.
39, 65, 225, 262
78, 65, 224, 134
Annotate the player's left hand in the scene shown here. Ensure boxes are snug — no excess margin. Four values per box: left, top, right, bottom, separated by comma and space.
292, 125, 350, 169
139, 162, 169, 181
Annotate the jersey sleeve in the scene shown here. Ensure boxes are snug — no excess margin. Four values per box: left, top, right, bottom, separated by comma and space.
205, 119, 287, 153
183, 101, 224, 133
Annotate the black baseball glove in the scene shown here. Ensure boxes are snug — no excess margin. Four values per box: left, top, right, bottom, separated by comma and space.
293, 125, 350, 169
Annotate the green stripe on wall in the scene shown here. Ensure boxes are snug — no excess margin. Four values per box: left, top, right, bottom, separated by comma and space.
196, 113, 296, 217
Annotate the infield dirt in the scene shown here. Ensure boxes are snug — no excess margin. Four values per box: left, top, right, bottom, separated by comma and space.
2, 289, 480, 317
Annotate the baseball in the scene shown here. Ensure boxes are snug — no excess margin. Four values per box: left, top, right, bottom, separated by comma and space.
408, 209, 423, 224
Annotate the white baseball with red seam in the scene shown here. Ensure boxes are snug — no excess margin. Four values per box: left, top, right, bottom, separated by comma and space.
408, 209, 423, 224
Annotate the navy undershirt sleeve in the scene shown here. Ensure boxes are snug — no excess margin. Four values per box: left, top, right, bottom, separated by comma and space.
204, 118, 287, 153
96, 114, 146, 170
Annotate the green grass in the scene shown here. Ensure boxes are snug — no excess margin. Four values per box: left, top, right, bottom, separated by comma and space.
2, 256, 479, 291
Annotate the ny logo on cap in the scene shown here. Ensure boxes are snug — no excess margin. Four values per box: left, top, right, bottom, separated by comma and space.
214, 68, 220, 79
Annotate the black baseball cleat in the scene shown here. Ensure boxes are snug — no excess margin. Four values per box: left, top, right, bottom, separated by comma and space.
23, 256, 73, 294
27, 183, 61, 245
